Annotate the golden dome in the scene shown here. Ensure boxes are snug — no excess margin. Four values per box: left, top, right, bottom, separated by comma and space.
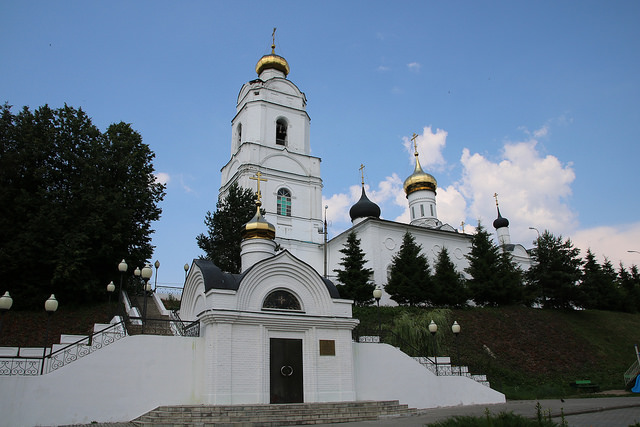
403, 153, 437, 195
242, 202, 276, 240
255, 43, 290, 77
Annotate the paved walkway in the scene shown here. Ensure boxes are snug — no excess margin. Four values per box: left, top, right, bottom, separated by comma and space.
307, 396, 640, 427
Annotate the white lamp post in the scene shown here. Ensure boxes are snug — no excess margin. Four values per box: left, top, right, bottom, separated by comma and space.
117, 259, 127, 305
42, 294, 58, 374
428, 320, 438, 376
0, 291, 13, 339
373, 287, 382, 336
141, 264, 153, 333
107, 281, 115, 318
451, 321, 461, 375
154, 260, 160, 291
184, 263, 189, 280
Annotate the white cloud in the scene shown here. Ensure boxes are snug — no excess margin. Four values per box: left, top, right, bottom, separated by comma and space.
457, 135, 577, 242
377, 65, 390, 72
155, 172, 170, 185
572, 223, 640, 268
402, 126, 447, 170
407, 62, 421, 72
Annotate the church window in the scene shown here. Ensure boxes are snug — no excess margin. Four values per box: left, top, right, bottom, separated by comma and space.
430, 204, 434, 216
420, 204, 425, 217
277, 188, 292, 216
236, 123, 242, 146
263, 289, 302, 311
276, 118, 288, 146
411, 206, 415, 219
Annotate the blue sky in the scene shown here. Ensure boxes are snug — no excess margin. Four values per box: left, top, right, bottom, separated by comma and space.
2, 1, 639, 288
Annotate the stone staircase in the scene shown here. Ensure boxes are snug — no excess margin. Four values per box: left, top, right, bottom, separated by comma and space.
127, 294, 172, 336
133, 400, 416, 426
412, 356, 491, 387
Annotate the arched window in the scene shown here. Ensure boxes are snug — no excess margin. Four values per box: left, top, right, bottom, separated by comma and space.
277, 188, 292, 216
263, 289, 302, 311
276, 118, 287, 146
236, 123, 242, 146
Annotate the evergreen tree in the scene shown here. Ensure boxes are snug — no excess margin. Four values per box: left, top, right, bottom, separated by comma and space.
618, 264, 640, 313
465, 223, 501, 306
0, 104, 165, 308
333, 231, 375, 306
494, 250, 525, 306
432, 247, 468, 307
385, 231, 432, 306
526, 230, 583, 309
196, 182, 259, 274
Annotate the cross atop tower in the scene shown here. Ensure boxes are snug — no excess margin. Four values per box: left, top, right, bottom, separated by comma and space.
271, 28, 277, 53
411, 133, 419, 154
494, 192, 499, 207
359, 164, 365, 185
250, 171, 268, 204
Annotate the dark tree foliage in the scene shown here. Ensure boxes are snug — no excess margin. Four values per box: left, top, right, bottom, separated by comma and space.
578, 249, 621, 311
526, 230, 583, 309
618, 264, 640, 313
0, 104, 165, 309
385, 231, 432, 306
196, 182, 260, 274
333, 231, 375, 306
464, 222, 522, 306
431, 247, 468, 308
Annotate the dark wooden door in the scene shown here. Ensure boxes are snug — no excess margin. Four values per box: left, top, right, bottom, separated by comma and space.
270, 338, 303, 403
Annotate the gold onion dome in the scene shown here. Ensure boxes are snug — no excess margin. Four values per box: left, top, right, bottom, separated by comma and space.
403, 153, 437, 195
255, 43, 290, 77
242, 201, 276, 240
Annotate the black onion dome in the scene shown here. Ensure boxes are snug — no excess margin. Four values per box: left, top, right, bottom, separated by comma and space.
349, 186, 381, 221
493, 207, 510, 229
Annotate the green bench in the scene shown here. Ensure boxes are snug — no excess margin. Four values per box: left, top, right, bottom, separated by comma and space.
570, 380, 600, 392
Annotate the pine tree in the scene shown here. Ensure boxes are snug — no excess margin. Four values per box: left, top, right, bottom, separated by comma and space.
617, 264, 640, 313
526, 230, 582, 309
385, 231, 432, 306
464, 222, 501, 306
196, 182, 259, 274
432, 247, 468, 307
333, 231, 375, 306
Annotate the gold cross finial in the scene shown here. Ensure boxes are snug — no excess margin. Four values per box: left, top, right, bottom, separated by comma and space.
250, 171, 268, 203
359, 164, 365, 185
494, 193, 499, 207
411, 133, 419, 154
271, 28, 277, 53
461, 221, 465, 233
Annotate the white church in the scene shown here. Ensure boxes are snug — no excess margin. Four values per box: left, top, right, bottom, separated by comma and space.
0, 40, 518, 426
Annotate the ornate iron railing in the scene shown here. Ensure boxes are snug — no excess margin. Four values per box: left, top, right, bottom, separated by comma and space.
0, 320, 127, 376
126, 316, 199, 337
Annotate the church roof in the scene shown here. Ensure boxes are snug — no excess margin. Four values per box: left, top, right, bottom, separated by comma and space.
403, 152, 437, 196
194, 252, 341, 299
255, 43, 290, 77
493, 207, 510, 229
242, 202, 276, 240
349, 185, 381, 221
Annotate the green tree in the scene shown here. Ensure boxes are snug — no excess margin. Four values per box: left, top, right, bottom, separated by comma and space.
580, 250, 622, 311
526, 230, 583, 309
385, 231, 432, 306
333, 231, 375, 306
196, 182, 259, 273
618, 264, 640, 313
0, 104, 165, 308
432, 247, 468, 308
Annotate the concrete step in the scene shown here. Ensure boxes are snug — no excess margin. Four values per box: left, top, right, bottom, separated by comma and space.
133, 400, 416, 426
59, 334, 89, 345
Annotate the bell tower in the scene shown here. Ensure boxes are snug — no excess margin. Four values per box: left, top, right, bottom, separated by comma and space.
219, 32, 324, 268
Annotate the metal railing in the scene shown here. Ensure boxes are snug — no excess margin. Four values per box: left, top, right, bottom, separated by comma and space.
624, 359, 639, 386
126, 316, 199, 337
0, 320, 127, 376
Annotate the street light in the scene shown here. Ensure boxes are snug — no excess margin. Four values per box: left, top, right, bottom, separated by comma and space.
42, 294, 58, 375
154, 260, 160, 291
184, 263, 189, 280
373, 287, 382, 337
529, 227, 540, 244
107, 281, 115, 318
428, 320, 439, 376
0, 291, 13, 339
141, 263, 153, 334
628, 250, 640, 255
118, 259, 127, 305
451, 321, 461, 375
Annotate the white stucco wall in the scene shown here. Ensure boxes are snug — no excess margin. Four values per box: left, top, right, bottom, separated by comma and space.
0, 335, 204, 427
353, 342, 505, 409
